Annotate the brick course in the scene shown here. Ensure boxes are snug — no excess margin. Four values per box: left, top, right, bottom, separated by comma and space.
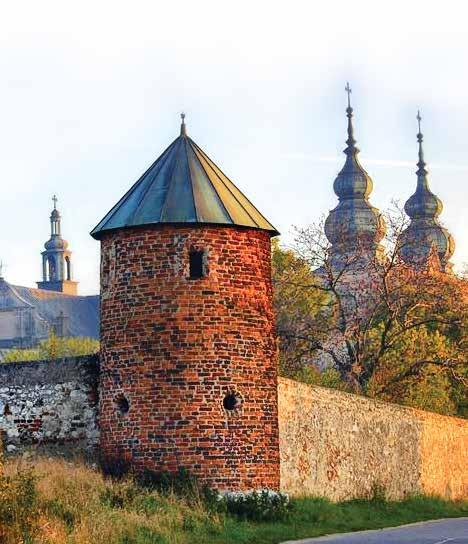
98, 225, 280, 490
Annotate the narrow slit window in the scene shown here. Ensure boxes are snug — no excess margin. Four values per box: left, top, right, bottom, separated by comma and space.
189, 251, 205, 279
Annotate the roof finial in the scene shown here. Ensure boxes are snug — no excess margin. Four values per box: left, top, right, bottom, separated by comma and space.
345, 81, 352, 109
52, 194, 58, 210
416, 110, 428, 181
180, 112, 187, 136
0, 260, 6, 280
344, 82, 357, 153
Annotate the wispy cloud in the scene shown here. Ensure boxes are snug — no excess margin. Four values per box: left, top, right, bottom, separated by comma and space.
282, 153, 468, 172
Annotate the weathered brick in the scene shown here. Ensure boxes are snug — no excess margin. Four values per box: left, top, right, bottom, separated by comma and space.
98, 225, 280, 491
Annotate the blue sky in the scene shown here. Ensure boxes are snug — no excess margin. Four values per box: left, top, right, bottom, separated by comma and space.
1, 0, 467, 294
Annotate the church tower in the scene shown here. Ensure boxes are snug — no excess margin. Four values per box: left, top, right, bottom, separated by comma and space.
37, 196, 78, 295
324, 84, 386, 269
91, 115, 280, 491
399, 112, 454, 271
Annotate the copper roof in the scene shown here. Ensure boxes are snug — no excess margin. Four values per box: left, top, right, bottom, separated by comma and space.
91, 119, 278, 239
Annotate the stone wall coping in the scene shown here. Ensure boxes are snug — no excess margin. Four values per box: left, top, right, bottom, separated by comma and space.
278, 377, 468, 426
0, 354, 99, 387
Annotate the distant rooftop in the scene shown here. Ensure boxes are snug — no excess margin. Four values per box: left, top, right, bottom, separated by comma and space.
0, 277, 99, 341
91, 116, 278, 239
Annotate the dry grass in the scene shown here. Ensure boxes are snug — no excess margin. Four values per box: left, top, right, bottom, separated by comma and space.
2, 456, 222, 544
1, 456, 467, 544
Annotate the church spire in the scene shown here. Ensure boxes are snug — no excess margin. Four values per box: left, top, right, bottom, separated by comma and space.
37, 197, 78, 295
50, 195, 61, 236
324, 84, 386, 268
344, 82, 357, 152
399, 112, 454, 271
416, 111, 429, 188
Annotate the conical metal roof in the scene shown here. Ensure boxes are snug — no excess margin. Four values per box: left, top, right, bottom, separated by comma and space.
91, 118, 278, 239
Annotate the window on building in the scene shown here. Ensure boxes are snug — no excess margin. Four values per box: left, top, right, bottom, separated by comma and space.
115, 394, 130, 415
189, 251, 205, 279
65, 256, 71, 281
47, 257, 56, 281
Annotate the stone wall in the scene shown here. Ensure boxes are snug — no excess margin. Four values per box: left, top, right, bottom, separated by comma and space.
0, 355, 99, 453
278, 378, 468, 500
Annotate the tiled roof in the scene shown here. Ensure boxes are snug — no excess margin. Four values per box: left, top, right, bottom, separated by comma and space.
13, 285, 99, 339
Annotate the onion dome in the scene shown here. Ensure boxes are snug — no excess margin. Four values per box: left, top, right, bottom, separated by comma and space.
324, 84, 386, 266
91, 114, 278, 239
44, 236, 68, 250
399, 112, 454, 271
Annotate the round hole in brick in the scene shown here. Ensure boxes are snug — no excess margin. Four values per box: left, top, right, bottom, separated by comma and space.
223, 392, 242, 411
115, 395, 130, 415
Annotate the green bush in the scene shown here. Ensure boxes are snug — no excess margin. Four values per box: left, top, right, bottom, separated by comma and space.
222, 489, 291, 521
135, 467, 220, 509
0, 468, 40, 543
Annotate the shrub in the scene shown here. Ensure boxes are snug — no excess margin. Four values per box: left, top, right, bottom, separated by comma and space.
100, 483, 140, 509
0, 468, 40, 543
135, 467, 220, 509
222, 489, 291, 521
136, 467, 198, 495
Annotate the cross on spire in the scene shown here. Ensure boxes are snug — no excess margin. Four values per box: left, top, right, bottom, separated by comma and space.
52, 194, 58, 210
417, 110, 422, 134
345, 82, 352, 109
343, 82, 357, 152
415, 109, 427, 180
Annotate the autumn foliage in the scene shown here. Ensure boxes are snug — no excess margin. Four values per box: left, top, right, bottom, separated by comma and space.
273, 212, 467, 417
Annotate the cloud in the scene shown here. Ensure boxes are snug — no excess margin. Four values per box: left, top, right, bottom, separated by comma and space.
282, 153, 468, 172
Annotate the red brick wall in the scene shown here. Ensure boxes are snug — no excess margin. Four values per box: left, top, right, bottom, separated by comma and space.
98, 225, 279, 490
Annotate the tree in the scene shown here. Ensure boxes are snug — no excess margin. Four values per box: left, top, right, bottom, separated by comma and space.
2, 333, 99, 363
274, 208, 467, 416
272, 239, 331, 377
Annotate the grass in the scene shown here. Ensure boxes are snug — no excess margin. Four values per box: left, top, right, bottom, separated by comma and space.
1, 457, 467, 544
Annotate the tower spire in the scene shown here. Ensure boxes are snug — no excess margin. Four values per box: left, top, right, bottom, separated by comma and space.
38, 197, 78, 295
323, 84, 386, 269
50, 195, 61, 236
180, 112, 187, 136
399, 112, 455, 271
416, 110, 428, 186
344, 82, 357, 153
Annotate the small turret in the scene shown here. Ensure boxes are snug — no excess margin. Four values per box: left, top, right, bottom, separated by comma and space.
399, 112, 454, 271
324, 84, 386, 269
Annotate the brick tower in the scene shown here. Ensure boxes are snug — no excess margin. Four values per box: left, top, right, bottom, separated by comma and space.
91, 115, 280, 490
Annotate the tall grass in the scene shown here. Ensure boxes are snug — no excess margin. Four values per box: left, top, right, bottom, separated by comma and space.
2, 457, 221, 544
0, 457, 467, 544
